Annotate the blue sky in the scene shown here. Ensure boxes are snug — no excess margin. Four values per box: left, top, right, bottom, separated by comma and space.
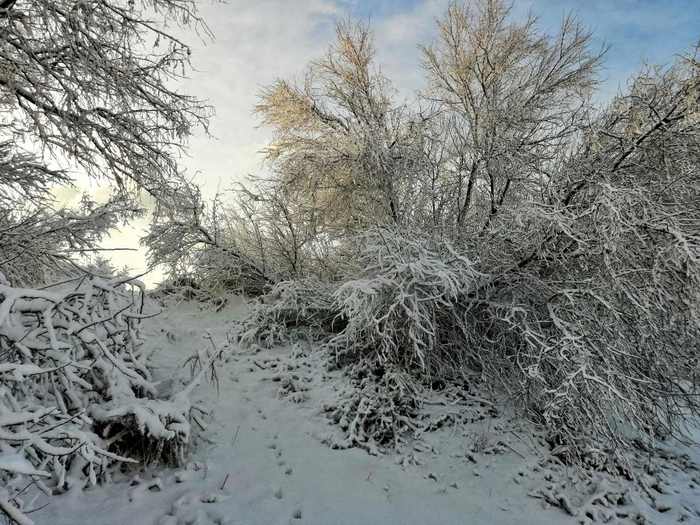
342, 0, 699, 97
519, 0, 698, 97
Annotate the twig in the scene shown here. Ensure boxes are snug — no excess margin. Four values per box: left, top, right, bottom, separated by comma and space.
231, 425, 241, 447
220, 473, 230, 491
500, 441, 526, 459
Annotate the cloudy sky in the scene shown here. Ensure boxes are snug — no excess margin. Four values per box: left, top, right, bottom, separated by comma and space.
101, 0, 700, 285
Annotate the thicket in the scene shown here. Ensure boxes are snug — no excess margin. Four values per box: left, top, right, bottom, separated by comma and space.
152, 0, 699, 463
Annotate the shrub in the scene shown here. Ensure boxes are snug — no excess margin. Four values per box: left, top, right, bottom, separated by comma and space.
327, 230, 486, 377
0, 275, 200, 523
236, 278, 341, 348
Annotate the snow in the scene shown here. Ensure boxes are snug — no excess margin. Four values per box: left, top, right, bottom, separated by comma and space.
27, 296, 700, 525
0, 453, 50, 478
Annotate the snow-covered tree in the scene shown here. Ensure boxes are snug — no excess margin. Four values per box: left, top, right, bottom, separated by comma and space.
255, 21, 425, 232
1, 0, 212, 283
1, 2, 214, 522
228, 2, 699, 461
422, 0, 603, 240
0, 0, 210, 202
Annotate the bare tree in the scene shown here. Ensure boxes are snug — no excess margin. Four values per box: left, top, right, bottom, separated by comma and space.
422, 0, 603, 239
1, 0, 211, 286
255, 21, 425, 233
0, 0, 210, 202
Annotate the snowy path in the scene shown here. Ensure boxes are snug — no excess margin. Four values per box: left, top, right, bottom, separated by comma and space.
32, 299, 700, 525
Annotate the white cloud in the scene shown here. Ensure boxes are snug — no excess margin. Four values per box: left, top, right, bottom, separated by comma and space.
372, 0, 449, 99
176, 0, 344, 193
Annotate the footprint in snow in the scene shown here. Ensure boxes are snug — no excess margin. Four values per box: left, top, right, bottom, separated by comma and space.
128, 477, 163, 502
157, 490, 233, 525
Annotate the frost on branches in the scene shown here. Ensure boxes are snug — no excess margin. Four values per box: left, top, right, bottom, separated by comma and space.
0, 275, 195, 524
218, 2, 700, 465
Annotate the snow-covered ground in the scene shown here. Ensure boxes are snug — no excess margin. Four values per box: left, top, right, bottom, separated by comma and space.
31, 298, 700, 525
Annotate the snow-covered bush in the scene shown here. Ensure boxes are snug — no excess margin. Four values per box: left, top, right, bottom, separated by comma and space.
144, 182, 343, 298
475, 63, 700, 458
237, 205, 698, 461
236, 279, 340, 349
328, 230, 486, 376
0, 275, 198, 523
144, 201, 273, 299
233, 232, 483, 448
325, 361, 422, 455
